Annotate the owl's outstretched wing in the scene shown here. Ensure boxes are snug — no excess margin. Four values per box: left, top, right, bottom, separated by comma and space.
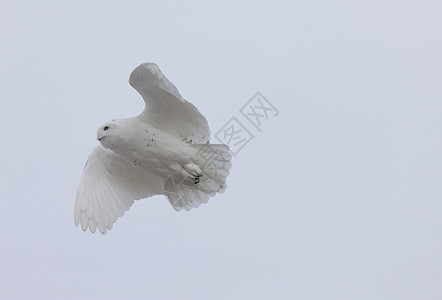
129, 63, 210, 144
74, 146, 164, 234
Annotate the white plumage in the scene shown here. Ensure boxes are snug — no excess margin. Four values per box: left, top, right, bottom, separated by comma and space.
75, 63, 232, 234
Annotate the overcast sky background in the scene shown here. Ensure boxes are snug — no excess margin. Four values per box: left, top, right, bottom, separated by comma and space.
1, 1, 441, 299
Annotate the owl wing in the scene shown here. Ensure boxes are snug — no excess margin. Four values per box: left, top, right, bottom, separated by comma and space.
129, 63, 210, 144
74, 146, 164, 234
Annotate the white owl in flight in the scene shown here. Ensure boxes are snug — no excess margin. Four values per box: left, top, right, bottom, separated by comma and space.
75, 63, 232, 234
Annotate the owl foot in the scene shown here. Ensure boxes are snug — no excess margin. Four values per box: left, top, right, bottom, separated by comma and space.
193, 174, 202, 184
181, 163, 203, 185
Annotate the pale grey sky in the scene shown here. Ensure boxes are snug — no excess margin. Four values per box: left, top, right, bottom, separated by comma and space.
1, 1, 441, 299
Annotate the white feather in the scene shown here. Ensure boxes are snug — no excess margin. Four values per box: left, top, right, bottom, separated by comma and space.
74, 146, 164, 234
129, 63, 211, 144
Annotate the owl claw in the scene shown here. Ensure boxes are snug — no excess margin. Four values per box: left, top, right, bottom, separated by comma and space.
193, 174, 202, 184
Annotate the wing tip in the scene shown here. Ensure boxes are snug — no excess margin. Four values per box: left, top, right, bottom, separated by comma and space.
129, 62, 160, 85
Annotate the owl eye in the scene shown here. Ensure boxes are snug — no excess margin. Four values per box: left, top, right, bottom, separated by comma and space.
103, 126, 109, 131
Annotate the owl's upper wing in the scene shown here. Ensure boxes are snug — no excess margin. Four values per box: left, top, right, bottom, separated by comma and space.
74, 146, 164, 234
129, 63, 210, 144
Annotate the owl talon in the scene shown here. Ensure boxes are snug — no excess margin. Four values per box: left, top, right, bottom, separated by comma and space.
193, 175, 201, 184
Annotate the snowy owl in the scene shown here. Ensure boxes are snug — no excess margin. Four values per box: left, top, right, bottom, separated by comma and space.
75, 63, 232, 234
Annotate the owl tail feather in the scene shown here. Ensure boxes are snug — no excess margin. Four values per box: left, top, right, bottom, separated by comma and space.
163, 144, 232, 211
